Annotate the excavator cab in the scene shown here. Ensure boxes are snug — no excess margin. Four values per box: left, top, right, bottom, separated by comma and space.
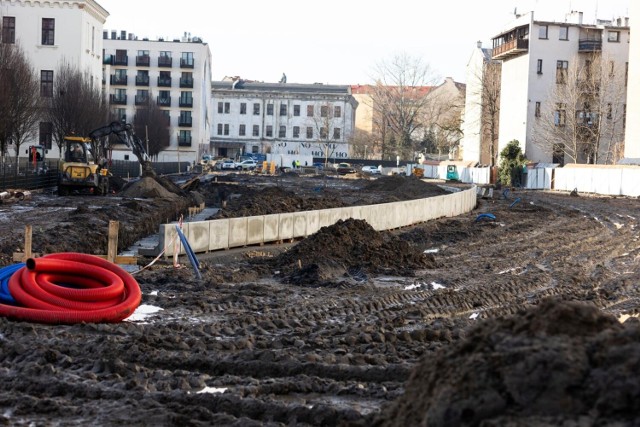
58, 136, 108, 196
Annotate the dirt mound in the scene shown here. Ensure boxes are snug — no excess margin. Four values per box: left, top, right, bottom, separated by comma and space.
373, 298, 640, 427
267, 218, 437, 285
119, 177, 181, 199
363, 175, 450, 199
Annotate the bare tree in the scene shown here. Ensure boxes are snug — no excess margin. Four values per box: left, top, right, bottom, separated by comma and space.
0, 42, 40, 164
45, 62, 110, 158
307, 101, 344, 166
133, 95, 170, 158
369, 53, 440, 160
421, 78, 466, 160
348, 129, 377, 159
534, 53, 626, 164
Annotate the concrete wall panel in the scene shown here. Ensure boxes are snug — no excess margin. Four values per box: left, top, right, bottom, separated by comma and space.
228, 218, 248, 247
306, 210, 320, 236
247, 216, 265, 245
186, 221, 211, 253
263, 214, 280, 243
209, 219, 230, 251
293, 212, 307, 238
279, 213, 294, 240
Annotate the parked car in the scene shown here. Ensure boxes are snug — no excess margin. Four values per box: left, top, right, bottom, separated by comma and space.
336, 162, 356, 175
236, 159, 257, 171
361, 165, 381, 175
219, 159, 237, 170
312, 162, 325, 170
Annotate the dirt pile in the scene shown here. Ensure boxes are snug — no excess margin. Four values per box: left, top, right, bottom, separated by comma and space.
265, 218, 438, 286
363, 174, 450, 199
119, 177, 182, 199
372, 298, 640, 427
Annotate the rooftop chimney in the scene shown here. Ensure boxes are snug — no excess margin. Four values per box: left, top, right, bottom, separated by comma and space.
477, 40, 482, 48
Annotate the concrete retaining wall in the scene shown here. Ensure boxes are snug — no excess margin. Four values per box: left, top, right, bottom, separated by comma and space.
159, 185, 477, 257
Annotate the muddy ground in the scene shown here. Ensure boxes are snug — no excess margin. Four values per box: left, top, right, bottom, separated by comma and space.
0, 170, 639, 426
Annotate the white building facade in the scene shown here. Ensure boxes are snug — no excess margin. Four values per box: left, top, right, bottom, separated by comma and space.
210, 81, 358, 161
624, 2, 640, 159
492, 11, 630, 164
102, 32, 212, 164
1, 0, 108, 158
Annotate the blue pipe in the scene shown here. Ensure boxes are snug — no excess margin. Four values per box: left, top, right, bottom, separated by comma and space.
475, 213, 496, 222
0, 263, 25, 305
509, 197, 522, 208
175, 226, 202, 280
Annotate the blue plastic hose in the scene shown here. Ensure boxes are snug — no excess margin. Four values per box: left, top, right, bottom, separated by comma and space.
175, 226, 202, 279
0, 263, 25, 304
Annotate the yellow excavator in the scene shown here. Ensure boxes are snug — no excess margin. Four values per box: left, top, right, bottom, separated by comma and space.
57, 121, 153, 196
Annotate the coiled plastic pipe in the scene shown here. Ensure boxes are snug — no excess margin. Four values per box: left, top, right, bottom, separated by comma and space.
0, 253, 141, 324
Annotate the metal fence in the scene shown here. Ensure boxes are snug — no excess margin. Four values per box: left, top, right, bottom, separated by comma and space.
0, 158, 193, 192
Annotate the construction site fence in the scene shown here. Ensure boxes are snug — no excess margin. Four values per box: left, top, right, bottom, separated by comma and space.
524, 166, 640, 197
154, 185, 477, 257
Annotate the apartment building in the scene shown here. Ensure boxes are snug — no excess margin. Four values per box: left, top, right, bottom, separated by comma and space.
491, 11, 629, 164
210, 80, 358, 160
102, 31, 212, 163
624, 1, 640, 159
1, 0, 108, 158
460, 41, 501, 165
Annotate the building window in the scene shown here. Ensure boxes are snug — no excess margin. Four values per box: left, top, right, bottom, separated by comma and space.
267, 104, 274, 115
39, 122, 53, 149
178, 130, 191, 146
320, 127, 328, 139
607, 103, 612, 119
333, 128, 341, 140
559, 26, 568, 41
217, 102, 223, 114
334, 106, 342, 118
252, 125, 259, 137
278, 126, 286, 138
556, 60, 568, 84
321, 106, 328, 117
115, 108, 126, 121
266, 125, 273, 137
293, 105, 300, 116
253, 103, 260, 115
179, 91, 193, 107
181, 52, 194, 67
552, 143, 564, 165
240, 103, 247, 114
554, 103, 566, 126
280, 103, 287, 116
40, 70, 53, 97
535, 102, 541, 117
306, 127, 313, 138
224, 124, 229, 136
217, 123, 223, 135
239, 124, 246, 136
537, 59, 543, 74
135, 89, 149, 105
608, 31, 620, 42
293, 126, 300, 138
2, 16, 16, 44
539, 25, 548, 39
224, 102, 230, 113
42, 18, 55, 45
179, 110, 192, 126
307, 105, 314, 117
216, 102, 229, 113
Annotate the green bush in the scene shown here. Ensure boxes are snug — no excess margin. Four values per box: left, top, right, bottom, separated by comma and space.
498, 140, 526, 187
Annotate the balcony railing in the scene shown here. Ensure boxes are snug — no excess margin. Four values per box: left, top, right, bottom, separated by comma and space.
158, 56, 172, 67
157, 77, 172, 87
578, 39, 602, 52
103, 55, 113, 65
491, 39, 529, 60
157, 96, 171, 107
135, 95, 149, 105
110, 75, 128, 85
179, 98, 193, 108
180, 58, 194, 68
110, 94, 127, 105
178, 135, 192, 146
113, 56, 128, 66
136, 55, 150, 67
135, 75, 150, 86
178, 118, 192, 127
180, 78, 194, 88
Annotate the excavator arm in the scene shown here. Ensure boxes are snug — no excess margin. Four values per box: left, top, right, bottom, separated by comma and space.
89, 121, 155, 177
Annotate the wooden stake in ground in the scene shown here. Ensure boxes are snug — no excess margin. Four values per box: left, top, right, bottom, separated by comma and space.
107, 220, 119, 263
24, 225, 32, 260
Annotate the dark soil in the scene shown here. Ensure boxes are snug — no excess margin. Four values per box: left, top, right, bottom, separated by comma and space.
1, 171, 640, 426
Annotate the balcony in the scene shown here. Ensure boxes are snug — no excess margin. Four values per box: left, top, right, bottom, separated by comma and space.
113, 56, 128, 66
103, 55, 113, 65
157, 96, 171, 107
110, 75, 128, 85
110, 94, 127, 105
180, 58, 194, 68
180, 77, 194, 88
136, 55, 150, 67
135, 75, 150, 86
157, 77, 172, 87
135, 95, 149, 105
179, 118, 192, 127
178, 135, 192, 146
179, 98, 193, 108
158, 56, 172, 67
578, 39, 602, 52
492, 38, 529, 60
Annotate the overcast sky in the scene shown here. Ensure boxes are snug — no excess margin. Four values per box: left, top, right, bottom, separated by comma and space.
97, 0, 630, 85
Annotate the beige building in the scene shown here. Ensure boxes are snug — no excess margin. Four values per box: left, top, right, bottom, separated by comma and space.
424, 77, 466, 160
624, 2, 639, 159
